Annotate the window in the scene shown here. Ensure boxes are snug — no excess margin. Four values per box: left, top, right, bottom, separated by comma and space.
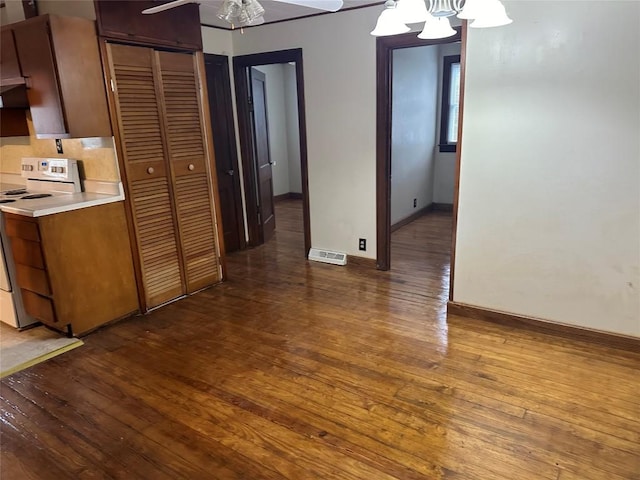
439, 55, 461, 153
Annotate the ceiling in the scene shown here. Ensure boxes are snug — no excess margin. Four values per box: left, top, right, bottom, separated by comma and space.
196, 0, 384, 29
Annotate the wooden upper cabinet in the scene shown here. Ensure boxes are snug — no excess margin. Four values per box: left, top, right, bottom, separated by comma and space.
12, 15, 112, 139
95, 0, 202, 51
0, 28, 23, 84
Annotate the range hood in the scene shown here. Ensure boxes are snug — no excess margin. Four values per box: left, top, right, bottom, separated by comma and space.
0, 80, 29, 109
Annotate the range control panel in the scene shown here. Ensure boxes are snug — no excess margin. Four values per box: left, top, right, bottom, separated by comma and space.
21, 158, 78, 181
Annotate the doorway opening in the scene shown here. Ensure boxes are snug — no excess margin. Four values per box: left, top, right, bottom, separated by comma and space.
234, 49, 311, 256
376, 28, 465, 300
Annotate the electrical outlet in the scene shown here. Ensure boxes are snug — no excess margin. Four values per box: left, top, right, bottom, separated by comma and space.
413, 198, 417, 208
359, 238, 366, 251
55, 139, 63, 154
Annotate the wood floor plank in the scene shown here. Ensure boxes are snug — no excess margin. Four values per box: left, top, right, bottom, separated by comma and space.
1, 201, 638, 479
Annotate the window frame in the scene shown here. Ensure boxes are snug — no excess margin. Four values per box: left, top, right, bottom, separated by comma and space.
439, 54, 461, 153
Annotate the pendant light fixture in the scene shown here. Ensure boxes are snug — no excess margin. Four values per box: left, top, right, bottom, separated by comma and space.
371, 0, 513, 38
370, 0, 410, 36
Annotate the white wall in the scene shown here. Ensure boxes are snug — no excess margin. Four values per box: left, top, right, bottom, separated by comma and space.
232, 7, 382, 257
390, 45, 439, 225
455, 1, 640, 337
284, 64, 302, 194
37, 0, 96, 19
255, 64, 290, 196
0, 0, 25, 25
433, 42, 462, 205
201, 26, 234, 56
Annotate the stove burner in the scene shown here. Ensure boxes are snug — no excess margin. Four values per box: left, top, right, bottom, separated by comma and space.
21, 193, 53, 200
0, 199, 16, 204
3, 189, 27, 196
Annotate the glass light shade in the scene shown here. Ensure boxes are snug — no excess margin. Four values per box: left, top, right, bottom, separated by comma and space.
396, 0, 428, 24
218, 0, 264, 26
417, 15, 456, 39
239, 0, 265, 24
429, 0, 457, 17
218, 0, 241, 23
371, 2, 410, 36
249, 15, 265, 25
457, 0, 484, 20
470, 0, 512, 28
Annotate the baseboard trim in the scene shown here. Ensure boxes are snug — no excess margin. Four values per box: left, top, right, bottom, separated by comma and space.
447, 301, 640, 352
391, 205, 433, 233
348, 255, 377, 269
274, 192, 303, 202
432, 203, 453, 212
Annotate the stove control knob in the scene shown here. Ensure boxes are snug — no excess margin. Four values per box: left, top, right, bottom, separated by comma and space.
147, 167, 155, 175
188, 164, 195, 171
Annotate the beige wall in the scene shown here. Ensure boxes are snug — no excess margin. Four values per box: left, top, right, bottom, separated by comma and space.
455, 1, 640, 337
230, 7, 382, 258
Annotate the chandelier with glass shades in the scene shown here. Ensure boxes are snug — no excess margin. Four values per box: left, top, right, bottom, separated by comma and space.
371, 0, 512, 38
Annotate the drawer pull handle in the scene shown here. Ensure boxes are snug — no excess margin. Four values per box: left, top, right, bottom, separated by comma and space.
147, 167, 154, 174
188, 164, 195, 171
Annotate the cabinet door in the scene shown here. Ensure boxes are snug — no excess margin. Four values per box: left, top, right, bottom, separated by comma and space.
158, 51, 221, 293
0, 28, 23, 82
95, 1, 202, 51
107, 43, 185, 308
12, 18, 67, 137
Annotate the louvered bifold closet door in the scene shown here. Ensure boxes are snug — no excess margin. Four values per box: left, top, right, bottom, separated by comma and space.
106, 44, 185, 308
157, 51, 220, 293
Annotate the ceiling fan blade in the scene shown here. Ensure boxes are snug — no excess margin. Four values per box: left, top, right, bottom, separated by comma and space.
272, 0, 343, 12
142, 0, 195, 14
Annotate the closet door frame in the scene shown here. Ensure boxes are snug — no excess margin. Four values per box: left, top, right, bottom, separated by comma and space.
100, 40, 225, 312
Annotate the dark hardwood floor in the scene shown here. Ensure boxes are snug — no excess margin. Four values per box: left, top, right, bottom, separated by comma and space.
1, 201, 639, 480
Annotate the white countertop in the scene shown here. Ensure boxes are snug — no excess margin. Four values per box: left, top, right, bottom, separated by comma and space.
0, 182, 125, 218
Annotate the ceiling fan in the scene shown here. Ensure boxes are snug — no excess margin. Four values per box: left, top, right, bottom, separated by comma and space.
142, 0, 344, 28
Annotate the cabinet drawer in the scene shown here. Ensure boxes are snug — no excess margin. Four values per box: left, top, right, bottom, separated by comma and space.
15, 264, 51, 296
5, 217, 40, 242
21, 289, 57, 325
9, 237, 45, 269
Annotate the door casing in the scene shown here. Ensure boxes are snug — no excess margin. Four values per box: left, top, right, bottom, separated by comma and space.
233, 48, 311, 255
375, 25, 466, 302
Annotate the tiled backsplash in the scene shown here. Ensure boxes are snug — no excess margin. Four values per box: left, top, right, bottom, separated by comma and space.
0, 114, 119, 182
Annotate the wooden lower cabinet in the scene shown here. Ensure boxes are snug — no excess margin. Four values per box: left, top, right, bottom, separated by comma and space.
3, 202, 139, 336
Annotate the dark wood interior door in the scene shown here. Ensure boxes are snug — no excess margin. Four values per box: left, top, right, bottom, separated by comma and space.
204, 54, 244, 253
250, 68, 275, 243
